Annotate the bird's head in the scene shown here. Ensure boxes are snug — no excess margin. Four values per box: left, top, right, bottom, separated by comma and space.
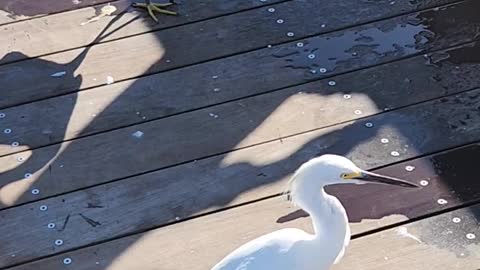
286, 154, 418, 202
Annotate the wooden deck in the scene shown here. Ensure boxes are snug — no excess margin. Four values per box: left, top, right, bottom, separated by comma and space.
1, 0, 479, 269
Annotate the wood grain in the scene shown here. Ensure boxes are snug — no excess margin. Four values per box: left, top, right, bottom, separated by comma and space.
2, 60, 480, 207
0, 0, 471, 109
1, 38, 480, 158
0, 0, 111, 25
0, 0, 286, 65
9, 194, 479, 269
1, 139, 479, 267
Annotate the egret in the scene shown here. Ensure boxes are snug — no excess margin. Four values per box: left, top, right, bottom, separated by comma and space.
211, 154, 419, 270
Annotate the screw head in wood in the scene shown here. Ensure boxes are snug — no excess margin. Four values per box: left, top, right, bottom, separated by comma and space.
419, 180, 429, 186
466, 233, 476, 240
48, 223, 56, 229
365, 122, 374, 128
437, 198, 448, 205
390, 151, 400, 156
276, 19, 284, 24
268, 7, 275, 12
405, 166, 415, 172
31, 189, 40, 195
63, 258, 72, 265
287, 32, 295, 37
452, 217, 461, 223
40, 205, 48, 211
328, 81, 336, 86
4, 128, 12, 134
55, 239, 64, 246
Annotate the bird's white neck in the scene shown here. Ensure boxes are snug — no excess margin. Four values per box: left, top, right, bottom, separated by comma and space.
294, 186, 350, 264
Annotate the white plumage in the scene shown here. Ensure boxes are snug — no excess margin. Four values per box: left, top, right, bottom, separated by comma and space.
212, 154, 418, 270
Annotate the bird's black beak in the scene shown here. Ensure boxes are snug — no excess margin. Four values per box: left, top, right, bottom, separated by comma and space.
356, 171, 420, 188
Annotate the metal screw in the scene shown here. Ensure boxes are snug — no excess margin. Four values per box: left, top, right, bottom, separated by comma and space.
381, 138, 389, 144
260, 0, 267, 2
405, 166, 415, 172
296, 42, 304, 47
365, 122, 374, 128
31, 189, 40, 195
40, 205, 48, 211
268, 7, 275, 12
48, 223, 56, 229
321, 24, 326, 28
63, 258, 72, 265
452, 217, 461, 223
212, 75, 219, 79
354, 110, 362, 115
310, 69, 317, 74
276, 19, 284, 24
390, 151, 400, 157
466, 233, 476, 240
213, 88, 220, 92
11, 141, 19, 147
24, 173, 32, 178
319, 68, 327, 73
17, 156, 25, 162
308, 54, 316, 59
420, 180, 429, 186
328, 81, 336, 86
55, 239, 64, 246
4, 128, 11, 134
0, 113, 5, 118
437, 198, 448, 205
287, 32, 295, 37
343, 94, 351, 99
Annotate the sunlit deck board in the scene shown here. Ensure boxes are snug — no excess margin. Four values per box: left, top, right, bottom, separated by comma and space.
0, 0, 469, 109
0, 0, 478, 158
2, 54, 480, 212
1, 0, 480, 269
0, 0, 286, 65
1, 37, 480, 157
0, 0, 111, 25
8, 179, 479, 270
1, 141, 480, 267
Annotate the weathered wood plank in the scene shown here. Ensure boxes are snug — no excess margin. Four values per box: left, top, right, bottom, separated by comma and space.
9, 189, 479, 269
0, 64, 480, 207
0, 0, 286, 65
2, 138, 480, 267
0, 0, 111, 26
1, 39, 480, 158
1, 1, 479, 158
333, 206, 480, 269
2, 46, 480, 208
0, 0, 469, 108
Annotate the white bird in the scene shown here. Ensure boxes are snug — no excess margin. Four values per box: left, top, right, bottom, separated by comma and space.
211, 154, 419, 270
